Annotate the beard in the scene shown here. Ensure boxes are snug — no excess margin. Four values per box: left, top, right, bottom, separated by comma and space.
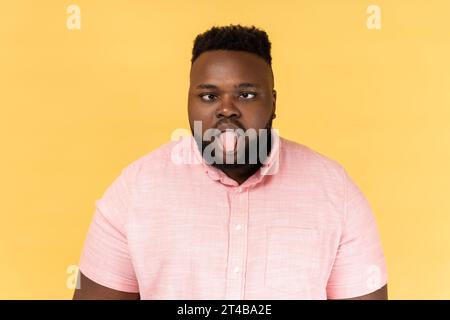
190, 118, 274, 171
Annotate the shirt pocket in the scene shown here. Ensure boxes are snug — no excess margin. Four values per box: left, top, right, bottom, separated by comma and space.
264, 226, 321, 295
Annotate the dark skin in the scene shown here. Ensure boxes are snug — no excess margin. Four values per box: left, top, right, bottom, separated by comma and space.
73, 50, 388, 300
188, 50, 277, 185
73, 272, 140, 300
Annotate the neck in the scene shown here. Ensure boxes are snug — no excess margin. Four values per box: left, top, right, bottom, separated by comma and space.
218, 163, 262, 185
194, 126, 274, 185
212, 134, 272, 185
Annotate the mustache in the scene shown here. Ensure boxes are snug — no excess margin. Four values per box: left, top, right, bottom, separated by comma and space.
214, 119, 246, 131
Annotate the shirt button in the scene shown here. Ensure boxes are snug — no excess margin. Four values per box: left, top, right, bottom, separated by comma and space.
235, 224, 242, 231
236, 187, 243, 193
233, 266, 240, 274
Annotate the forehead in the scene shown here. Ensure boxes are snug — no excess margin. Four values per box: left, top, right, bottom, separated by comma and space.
190, 50, 272, 87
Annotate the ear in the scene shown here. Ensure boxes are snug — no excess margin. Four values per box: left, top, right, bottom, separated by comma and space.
272, 89, 277, 118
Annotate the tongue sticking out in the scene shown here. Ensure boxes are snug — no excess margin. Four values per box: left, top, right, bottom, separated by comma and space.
218, 131, 237, 153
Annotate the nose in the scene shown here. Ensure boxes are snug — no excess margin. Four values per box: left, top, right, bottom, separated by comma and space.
215, 95, 241, 119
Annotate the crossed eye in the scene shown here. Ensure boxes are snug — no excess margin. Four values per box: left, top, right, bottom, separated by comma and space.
200, 92, 256, 102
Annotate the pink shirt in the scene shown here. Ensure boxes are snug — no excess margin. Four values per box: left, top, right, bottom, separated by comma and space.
78, 133, 387, 299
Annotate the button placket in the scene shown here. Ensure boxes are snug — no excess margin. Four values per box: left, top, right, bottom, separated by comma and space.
225, 188, 249, 299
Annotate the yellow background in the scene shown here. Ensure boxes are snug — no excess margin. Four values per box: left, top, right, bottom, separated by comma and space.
1, 0, 449, 299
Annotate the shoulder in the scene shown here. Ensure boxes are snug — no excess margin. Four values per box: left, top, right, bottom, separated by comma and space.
279, 136, 346, 185
124, 139, 179, 173
115, 139, 182, 191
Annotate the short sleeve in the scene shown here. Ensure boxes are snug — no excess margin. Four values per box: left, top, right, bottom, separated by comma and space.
326, 168, 388, 299
78, 163, 140, 293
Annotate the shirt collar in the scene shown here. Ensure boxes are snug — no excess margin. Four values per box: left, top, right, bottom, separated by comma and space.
179, 129, 281, 190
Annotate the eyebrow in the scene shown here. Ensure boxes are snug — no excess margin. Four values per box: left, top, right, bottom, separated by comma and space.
195, 83, 260, 89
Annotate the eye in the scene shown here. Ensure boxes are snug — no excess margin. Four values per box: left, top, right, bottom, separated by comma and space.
240, 92, 257, 99
200, 93, 218, 102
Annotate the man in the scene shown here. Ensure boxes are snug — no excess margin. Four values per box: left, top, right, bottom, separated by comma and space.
74, 25, 388, 300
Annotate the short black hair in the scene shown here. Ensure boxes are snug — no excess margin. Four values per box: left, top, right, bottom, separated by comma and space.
191, 24, 272, 66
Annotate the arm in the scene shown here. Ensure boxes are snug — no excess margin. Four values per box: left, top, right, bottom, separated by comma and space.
326, 168, 388, 300
73, 272, 140, 300
76, 163, 141, 300
338, 284, 388, 300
